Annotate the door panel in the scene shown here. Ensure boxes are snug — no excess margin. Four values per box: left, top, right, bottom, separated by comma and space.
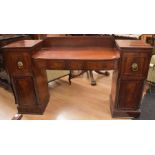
118, 80, 144, 110
13, 76, 37, 106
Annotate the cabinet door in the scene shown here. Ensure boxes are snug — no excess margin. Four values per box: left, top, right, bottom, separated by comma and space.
12, 76, 37, 106
118, 80, 144, 110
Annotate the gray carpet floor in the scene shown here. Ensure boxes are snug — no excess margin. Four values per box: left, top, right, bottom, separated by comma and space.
134, 85, 155, 120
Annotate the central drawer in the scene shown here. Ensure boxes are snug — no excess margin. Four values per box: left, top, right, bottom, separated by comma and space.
67, 60, 116, 70
37, 59, 119, 70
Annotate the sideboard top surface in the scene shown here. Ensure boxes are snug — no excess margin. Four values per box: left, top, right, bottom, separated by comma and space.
116, 40, 153, 49
32, 47, 120, 61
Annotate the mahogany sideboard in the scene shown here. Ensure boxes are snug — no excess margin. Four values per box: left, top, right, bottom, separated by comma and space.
2, 36, 153, 118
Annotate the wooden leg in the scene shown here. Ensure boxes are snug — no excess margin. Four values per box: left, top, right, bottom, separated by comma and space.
68, 70, 72, 85
86, 71, 89, 78
89, 71, 96, 86
11, 114, 23, 120
95, 70, 110, 76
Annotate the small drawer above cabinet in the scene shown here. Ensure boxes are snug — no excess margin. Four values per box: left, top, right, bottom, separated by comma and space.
4, 52, 32, 75
121, 52, 151, 78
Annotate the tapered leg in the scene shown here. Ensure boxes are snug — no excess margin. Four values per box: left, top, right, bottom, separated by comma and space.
89, 71, 96, 86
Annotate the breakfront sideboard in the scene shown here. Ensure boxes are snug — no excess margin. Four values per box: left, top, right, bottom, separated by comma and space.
2, 36, 153, 118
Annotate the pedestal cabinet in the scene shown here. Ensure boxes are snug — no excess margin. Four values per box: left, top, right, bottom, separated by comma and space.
2, 40, 49, 114
111, 40, 152, 117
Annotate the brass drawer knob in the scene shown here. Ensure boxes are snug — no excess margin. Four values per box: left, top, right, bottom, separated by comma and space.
131, 63, 138, 72
17, 61, 24, 69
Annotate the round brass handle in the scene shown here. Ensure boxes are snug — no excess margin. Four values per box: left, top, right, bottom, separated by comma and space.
17, 61, 24, 69
131, 63, 138, 72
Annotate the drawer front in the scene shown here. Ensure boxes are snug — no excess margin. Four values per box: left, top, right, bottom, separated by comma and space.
117, 80, 144, 110
85, 60, 117, 70
5, 52, 32, 75
67, 61, 84, 70
36, 60, 118, 70
43, 60, 66, 70
121, 53, 150, 77
50, 61, 65, 69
